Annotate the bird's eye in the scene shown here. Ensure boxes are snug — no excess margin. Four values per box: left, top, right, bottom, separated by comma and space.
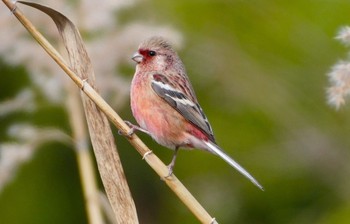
148, 51, 156, 56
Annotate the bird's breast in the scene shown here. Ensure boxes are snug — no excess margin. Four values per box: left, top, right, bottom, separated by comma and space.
130, 74, 188, 149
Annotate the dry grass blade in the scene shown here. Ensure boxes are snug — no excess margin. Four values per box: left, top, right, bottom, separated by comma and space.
2, 0, 218, 223
15, 1, 138, 223
66, 83, 105, 224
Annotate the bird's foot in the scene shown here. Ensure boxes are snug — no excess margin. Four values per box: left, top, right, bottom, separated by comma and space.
164, 164, 174, 179
163, 148, 178, 179
118, 121, 149, 137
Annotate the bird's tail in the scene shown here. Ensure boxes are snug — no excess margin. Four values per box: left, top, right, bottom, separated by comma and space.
205, 141, 264, 191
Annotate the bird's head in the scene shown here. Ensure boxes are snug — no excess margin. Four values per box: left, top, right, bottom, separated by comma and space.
132, 36, 181, 71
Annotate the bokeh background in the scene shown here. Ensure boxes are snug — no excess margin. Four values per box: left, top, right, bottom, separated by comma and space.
1, 0, 350, 223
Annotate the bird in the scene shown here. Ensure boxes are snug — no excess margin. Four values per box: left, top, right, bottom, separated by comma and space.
128, 36, 263, 190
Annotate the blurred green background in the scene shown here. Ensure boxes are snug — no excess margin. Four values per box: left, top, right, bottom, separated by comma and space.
1, 0, 350, 223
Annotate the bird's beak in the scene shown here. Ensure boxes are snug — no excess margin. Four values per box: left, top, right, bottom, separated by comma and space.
132, 52, 143, 63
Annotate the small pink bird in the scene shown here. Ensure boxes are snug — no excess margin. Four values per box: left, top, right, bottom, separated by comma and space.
129, 36, 263, 190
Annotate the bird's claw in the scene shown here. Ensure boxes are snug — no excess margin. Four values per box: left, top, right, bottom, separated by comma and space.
164, 164, 174, 179
118, 121, 137, 137
123, 121, 150, 136
125, 121, 136, 136
117, 129, 133, 137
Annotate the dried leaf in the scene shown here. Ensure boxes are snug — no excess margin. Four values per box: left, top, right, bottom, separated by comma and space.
17, 2, 138, 223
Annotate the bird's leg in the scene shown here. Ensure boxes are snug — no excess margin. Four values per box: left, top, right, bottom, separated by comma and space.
118, 121, 150, 137
165, 147, 179, 178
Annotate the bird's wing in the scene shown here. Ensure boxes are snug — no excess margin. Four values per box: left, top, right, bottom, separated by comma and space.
151, 73, 216, 143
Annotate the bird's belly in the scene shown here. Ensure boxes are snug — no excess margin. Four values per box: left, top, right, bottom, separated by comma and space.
131, 90, 187, 149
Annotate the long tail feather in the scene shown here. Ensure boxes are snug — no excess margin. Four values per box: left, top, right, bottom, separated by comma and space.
205, 141, 264, 191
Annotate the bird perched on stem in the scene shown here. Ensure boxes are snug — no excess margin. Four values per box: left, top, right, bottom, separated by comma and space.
128, 36, 263, 190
